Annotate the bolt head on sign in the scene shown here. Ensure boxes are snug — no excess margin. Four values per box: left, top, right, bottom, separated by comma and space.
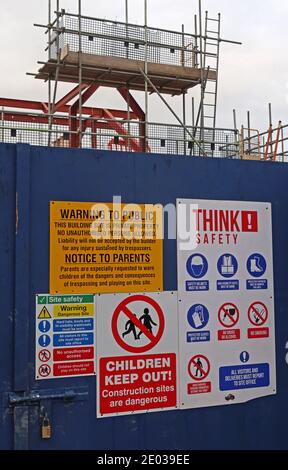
111, 294, 165, 354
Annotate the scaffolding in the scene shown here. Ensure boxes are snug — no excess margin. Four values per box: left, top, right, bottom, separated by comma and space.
0, 97, 238, 157
237, 104, 288, 162
10, 0, 240, 158
4, 1, 285, 161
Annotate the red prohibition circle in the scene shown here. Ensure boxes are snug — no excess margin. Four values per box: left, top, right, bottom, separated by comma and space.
111, 294, 165, 353
248, 301, 268, 326
38, 349, 51, 362
38, 364, 51, 377
188, 354, 210, 381
218, 303, 239, 328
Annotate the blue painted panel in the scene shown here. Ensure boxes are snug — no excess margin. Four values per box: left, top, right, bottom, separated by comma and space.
0, 144, 16, 450
14, 144, 31, 391
2, 143, 288, 450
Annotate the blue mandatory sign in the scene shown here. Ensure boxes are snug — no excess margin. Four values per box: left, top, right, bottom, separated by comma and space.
38, 320, 51, 333
247, 253, 267, 278
53, 332, 94, 347
187, 304, 209, 330
38, 334, 51, 347
240, 351, 250, 363
217, 254, 238, 278
53, 318, 94, 332
186, 254, 208, 279
219, 363, 270, 391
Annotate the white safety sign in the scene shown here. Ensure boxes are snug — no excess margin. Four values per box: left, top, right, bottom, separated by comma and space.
96, 292, 178, 418
177, 199, 276, 409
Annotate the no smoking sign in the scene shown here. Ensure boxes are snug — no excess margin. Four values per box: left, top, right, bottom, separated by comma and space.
248, 302, 268, 326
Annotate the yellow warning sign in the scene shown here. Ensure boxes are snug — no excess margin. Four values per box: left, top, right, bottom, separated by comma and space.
50, 201, 163, 294
53, 303, 94, 318
38, 306, 52, 319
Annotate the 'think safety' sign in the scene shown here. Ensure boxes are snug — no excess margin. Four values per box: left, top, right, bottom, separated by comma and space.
177, 199, 276, 409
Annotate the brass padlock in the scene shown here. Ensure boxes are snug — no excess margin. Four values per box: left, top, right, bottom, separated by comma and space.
41, 415, 52, 439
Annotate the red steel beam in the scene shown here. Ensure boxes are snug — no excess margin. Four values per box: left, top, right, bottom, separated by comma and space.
1, 112, 69, 126
117, 87, 146, 152
70, 84, 100, 112
69, 84, 100, 148
117, 87, 145, 120
69, 107, 78, 147
41, 102, 49, 113
53, 84, 88, 112
0, 98, 43, 110
103, 108, 142, 153
1, 112, 111, 130
91, 120, 97, 149
0, 97, 137, 119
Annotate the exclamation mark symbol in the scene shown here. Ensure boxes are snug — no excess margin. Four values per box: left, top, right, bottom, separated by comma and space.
42, 335, 47, 346
43, 320, 47, 332
247, 214, 252, 231
168, 371, 172, 381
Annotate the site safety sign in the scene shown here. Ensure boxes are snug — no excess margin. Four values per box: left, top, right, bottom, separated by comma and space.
177, 199, 276, 409
35, 294, 96, 380
96, 292, 178, 418
50, 201, 163, 294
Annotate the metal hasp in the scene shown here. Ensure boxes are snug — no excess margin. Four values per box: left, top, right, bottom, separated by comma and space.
7, 387, 89, 449
8, 387, 89, 405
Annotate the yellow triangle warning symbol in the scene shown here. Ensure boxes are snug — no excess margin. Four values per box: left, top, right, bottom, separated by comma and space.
38, 306, 51, 319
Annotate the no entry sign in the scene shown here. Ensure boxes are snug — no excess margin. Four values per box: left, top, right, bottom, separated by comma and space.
38, 349, 51, 362
38, 364, 51, 378
96, 291, 178, 418
111, 295, 165, 354
188, 355, 210, 381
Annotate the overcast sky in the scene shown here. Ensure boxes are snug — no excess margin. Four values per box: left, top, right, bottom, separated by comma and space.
0, 0, 287, 130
